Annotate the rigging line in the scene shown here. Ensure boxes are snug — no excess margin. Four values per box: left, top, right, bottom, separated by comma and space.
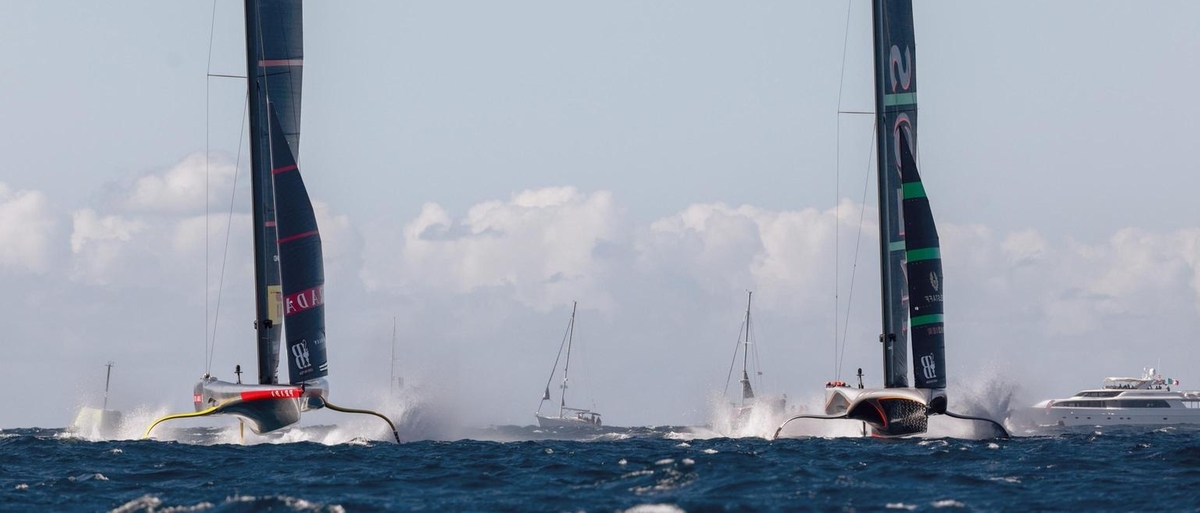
722, 320, 747, 399
208, 74, 247, 79
834, 0, 853, 381
207, 92, 250, 374
749, 312, 764, 391
204, 0, 218, 374
836, 121, 878, 381
538, 311, 573, 412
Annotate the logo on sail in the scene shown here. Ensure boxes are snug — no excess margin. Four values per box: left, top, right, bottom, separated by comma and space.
929, 271, 939, 292
920, 354, 937, 380
292, 340, 312, 370
284, 285, 324, 316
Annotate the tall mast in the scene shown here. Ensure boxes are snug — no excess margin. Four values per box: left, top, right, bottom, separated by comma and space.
560, 301, 577, 417
244, 0, 303, 384
102, 361, 114, 411
871, 0, 915, 388
390, 316, 397, 392
740, 291, 754, 404
245, 0, 280, 384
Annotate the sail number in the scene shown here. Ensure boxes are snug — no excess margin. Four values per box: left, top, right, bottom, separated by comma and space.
889, 45, 912, 93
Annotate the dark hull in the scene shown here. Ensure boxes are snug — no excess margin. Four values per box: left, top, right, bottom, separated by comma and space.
193, 377, 328, 434
825, 387, 944, 437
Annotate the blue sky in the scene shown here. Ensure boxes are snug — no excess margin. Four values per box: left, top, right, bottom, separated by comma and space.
2, 1, 1199, 434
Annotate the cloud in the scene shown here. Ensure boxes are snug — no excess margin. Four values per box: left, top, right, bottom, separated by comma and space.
122, 152, 240, 215
20, 171, 1200, 427
361, 187, 624, 311
0, 183, 56, 274
68, 208, 148, 284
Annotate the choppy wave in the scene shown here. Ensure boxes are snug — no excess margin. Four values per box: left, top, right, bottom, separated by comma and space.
3, 425, 1200, 511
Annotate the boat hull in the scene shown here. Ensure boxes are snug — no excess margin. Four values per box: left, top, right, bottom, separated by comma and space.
825, 386, 945, 437
1028, 399, 1200, 428
194, 377, 328, 434
535, 413, 602, 430
71, 407, 123, 438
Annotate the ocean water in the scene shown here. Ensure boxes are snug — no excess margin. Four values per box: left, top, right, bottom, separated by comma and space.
3, 422, 1199, 512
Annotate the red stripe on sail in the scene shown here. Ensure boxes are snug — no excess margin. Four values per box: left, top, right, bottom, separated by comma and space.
272, 164, 298, 175
259, 58, 303, 67
265, 221, 276, 227
277, 230, 318, 244
284, 285, 324, 316
240, 388, 303, 401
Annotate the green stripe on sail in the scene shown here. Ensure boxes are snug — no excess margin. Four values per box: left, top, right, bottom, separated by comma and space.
903, 182, 926, 199
884, 92, 917, 107
910, 314, 944, 327
888, 241, 906, 252
907, 247, 941, 262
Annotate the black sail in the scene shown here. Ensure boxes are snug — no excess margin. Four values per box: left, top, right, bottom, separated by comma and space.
245, 0, 303, 384
898, 129, 945, 389
268, 103, 328, 383
872, 0, 917, 388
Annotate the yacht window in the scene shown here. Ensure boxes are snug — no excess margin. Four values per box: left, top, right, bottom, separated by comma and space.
1112, 400, 1170, 408
1078, 391, 1121, 398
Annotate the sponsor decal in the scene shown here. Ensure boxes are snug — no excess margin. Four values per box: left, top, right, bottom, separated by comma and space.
292, 340, 312, 370
240, 388, 303, 401
284, 285, 323, 316
929, 271, 939, 292
920, 354, 937, 380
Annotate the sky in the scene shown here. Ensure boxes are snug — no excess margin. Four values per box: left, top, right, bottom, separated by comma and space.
2, 1, 1200, 432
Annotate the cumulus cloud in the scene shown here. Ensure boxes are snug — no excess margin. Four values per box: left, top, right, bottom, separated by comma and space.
24, 170, 1200, 426
123, 152, 240, 214
362, 187, 623, 311
69, 208, 148, 284
0, 183, 56, 274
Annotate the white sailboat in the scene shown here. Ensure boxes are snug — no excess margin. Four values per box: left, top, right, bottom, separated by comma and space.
722, 291, 787, 429
535, 302, 603, 429
71, 361, 123, 438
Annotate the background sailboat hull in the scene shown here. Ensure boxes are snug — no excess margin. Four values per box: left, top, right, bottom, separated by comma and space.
70, 408, 123, 438
535, 412, 602, 430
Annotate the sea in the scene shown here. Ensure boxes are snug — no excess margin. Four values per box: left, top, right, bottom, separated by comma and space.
3, 419, 1199, 512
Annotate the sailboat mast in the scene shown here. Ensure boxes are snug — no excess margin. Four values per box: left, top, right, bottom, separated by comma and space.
740, 291, 754, 404
245, 0, 280, 385
243, 0, 303, 385
560, 301, 577, 417
871, 0, 913, 389
390, 316, 397, 391
103, 361, 114, 411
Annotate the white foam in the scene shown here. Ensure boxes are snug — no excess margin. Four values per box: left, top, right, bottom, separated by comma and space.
932, 499, 966, 508
886, 503, 917, 511
621, 505, 686, 513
